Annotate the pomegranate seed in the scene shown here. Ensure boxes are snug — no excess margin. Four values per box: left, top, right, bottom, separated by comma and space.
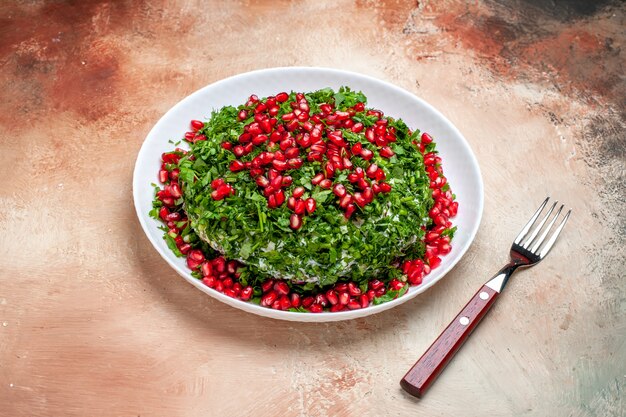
365, 164, 378, 179
186, 249, 205, 270
360, 294, 369, 308
252, 134, 268, 146
434, 214, 448, 226
270, 175, 283, 189
308, 303, 323, 313
351, 142, 363, 155
294, 199, 306, 215
287, 196, 296, 210
311, 173, 325, 185
158, 206, 169, 220
302, 296, 314, 308
292, 187, 305, 198
354, 193, 367, 208
274, 281, 290, 295
282, 176, 293, 186
334, 283, 348, 292
221, 142, 233, 150
305, 198, 316, 214
256, 176, 270, 188
360, 148, 374, 160
428, 256, 442, 269
380, 146, 395, 158
238, 109, 248, 120
351, 122, 364, 133
279, 295, 292, 310
339, 194, 353, 209
222, 277, 233, 289
230, 160, 245, 172
347, 173, 359, 183
261, 279, 274, 293
240, 286, 253, 301
287, 158, 303, 169
201, 262, 213, 277
290, 213, 302, 230
290, 293, 301, 308
275, 190, 285, 206
344, 203, 357, 218
367, 289, 376, 301
389, 279, 405, 291
368, 279, 384, 290
190, 120, 204, 131
330, 304, 345, 312
315, 294, 329, 307
421, 132, 433, 144
342, 157, 353, 170
354, 102, 365, 112
362, 187, 374, 202
275, 92, 289, 102
438, 240, 452, 254
333, 183, 347, 198
379, 182, 392, 193
179, 243, 191, 254
319, 179, 332, 189
158, 170, 169, 183
203, 276, 216, 288
261, 291, 278, 307
267, 194, 277, 208
347, 301, 361, 310
233, 145, 246, 157
338, 292, 350, 305
272, 160, 288, 171
326, 290, 339, 305
348, 282, 361, 296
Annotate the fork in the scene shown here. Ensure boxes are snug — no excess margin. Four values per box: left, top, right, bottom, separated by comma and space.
400, 197, 571, 398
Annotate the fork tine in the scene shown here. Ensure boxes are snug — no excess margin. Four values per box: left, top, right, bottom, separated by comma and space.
538, 209, 571, 258
530, 204, 563, 253
522, 201, 558, 249
514, 197, 550, 245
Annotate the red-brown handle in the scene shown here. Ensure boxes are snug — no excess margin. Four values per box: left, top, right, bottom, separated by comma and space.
400, 285, 499, 397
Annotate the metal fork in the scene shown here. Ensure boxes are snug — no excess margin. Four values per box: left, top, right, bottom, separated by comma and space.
400, 197, 571, 398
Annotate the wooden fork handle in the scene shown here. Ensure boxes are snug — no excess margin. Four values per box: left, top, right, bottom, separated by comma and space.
400, 285, 499, 397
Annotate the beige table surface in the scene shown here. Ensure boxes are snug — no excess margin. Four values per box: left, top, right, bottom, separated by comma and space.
1, 1, 624, 416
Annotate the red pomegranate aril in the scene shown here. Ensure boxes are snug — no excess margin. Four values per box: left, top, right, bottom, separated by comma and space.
169, 169, 180, 181
274, 281, 290, 296
365, 127, 375, 143
222, 277, 233, 289
237, 109, 248, 121
347, 173, 359, 183
166, 212, 181, 222
200, 262, 213, 277
379, 182, 392, 193
308, 303, 323, 313
428, 256, 442, 269
158, 206, 170, 220
338, 292, 350, 305
319, 179, 332, 189
324, 162, 335, 178
326, 290, 339, 305
434, 214, 448, 226
348, 282, 361, 297
380, 146, 395, 158
368, 279, 384, 290
360, 294, 370, 308
261, 291, 278, 307
260, 119, 272, 133
281, 176, 293, 187
314, 294, 328, 307
159, 170, 169, 183
290, 213, 302, 230
362, 187, 374, 202
272, 160, 288, 171
279, 138, 293, 151
351, 142, 363, 155
230, 160, 245, 172
365, 164, 378, 179
285, 147, 300, 159
190, 120, 204, 131
275, 190, 286, 206
305, 198, 316, 214
292, 186, 305, 198
408, 268, 423, 285
186, 249, 205, 270
347, 301, 361, 310
426, 231, 440, 243
290, 293, 301, 308
353, 193, 367, 208
202, 276, 216, 288
252, 134, 268, 146
330, 304, 344, 312
294, 199, 306, 215
221, 142, 233, 151
267, 194, 277, 208
184, 131, 195, 140
261, 279, 274, 293
389, 279, 405, 291
240, 286, 253, 301
288, 158, 303, 169
311, 173, 325, 185
366, 289, 376, 301
233, 145, 246, 157
270, 175, 283, 189
360, 148, 374, 160
351, 122, 364, 133
344, 203, 357, 218
256, 176, 270, 188
287, 196, 296, 210
279, 295, 291, 310
302, 296, 315, 308
179, 243, 191, 254
334, 283, 348, 292
438, 242, 452, 255
333, 183, 347, 198
421, 132, 433, 144
275, 92, 289, 102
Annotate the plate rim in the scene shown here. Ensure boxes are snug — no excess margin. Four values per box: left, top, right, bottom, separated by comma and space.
132, 66, 484, 322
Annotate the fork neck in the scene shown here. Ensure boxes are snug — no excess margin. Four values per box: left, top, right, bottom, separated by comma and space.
485, 259, 524, 293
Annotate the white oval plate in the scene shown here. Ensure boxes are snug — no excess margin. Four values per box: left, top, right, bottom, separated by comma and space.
133, 67, 483, 322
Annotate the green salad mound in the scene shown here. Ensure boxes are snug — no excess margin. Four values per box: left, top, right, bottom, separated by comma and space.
178, 87, 433, 289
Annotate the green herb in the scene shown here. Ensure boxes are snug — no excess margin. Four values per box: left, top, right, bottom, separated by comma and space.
372, 284, 409, 305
